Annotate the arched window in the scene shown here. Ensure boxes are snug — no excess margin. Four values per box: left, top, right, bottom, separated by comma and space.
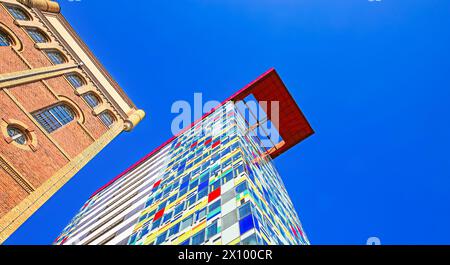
7, 126, 27, 145
0, 30, 11, 46
45, 50, 66, 64
99, 111, 115, 128
83, 92, 100, 108
33, 104, 75, 133
26, 28, 48, 43
66, 74, 84, 88
6, 5, 30, 21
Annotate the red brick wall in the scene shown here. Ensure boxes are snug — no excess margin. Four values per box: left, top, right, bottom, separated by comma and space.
0, 6, 53, 69
0, 4, 113, 217
0, 168, 28, 217
9, 81, 57, 111
0, 48, 28, 74
0, 90, 68, 188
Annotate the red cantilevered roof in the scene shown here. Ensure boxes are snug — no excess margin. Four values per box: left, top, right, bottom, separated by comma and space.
90, 68, 313, 198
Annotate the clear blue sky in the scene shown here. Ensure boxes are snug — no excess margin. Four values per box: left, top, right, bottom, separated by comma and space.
5, 0, 450, 245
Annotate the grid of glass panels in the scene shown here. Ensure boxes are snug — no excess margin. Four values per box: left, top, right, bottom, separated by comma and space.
55, 102, 308, 245
83, 93, 100, 108
125, 102, 307, 245
26, 28, 47, 43
0, 31, 11, 46
33, 104, 74, 133
6, 6, 29, 20
45, 50, 65, 64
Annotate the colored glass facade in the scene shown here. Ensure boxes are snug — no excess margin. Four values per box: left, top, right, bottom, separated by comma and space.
54, 69, 312, 245
132, 102, 308, 245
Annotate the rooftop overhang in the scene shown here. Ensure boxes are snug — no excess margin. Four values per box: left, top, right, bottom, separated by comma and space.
90, 68, 313, 197
229, 68, 314, 158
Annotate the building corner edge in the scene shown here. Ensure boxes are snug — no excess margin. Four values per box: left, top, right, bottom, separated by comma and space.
123, 109, 145, 132
18, 0, 60, 13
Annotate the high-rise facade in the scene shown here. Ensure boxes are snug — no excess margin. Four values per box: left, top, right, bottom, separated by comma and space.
55, 69, 313, 245
0, 0, 144, 243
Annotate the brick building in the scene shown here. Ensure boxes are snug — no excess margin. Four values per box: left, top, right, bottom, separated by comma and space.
0, 0, 144, 243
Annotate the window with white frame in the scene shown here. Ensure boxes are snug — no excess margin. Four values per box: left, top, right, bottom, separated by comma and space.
7, 126, 27, 145
33, 104, 75, 133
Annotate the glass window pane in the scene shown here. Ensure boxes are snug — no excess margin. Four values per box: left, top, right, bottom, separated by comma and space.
222, 209, 238, 230
151, 218, 161, 230
208, 200, 220, 213
221, 189, 235, 204
84, 94, 98, 107
191, 229, 205, 245
195, 208, 206, 221
7, 126, 26, 145
155, 230, 167, 245
239, 214, 255, 234
197, 186, 208, 199
238, 202, 252, 220
67, 74, 83, 88
0, 31, 11, 46
236, 181, 248, 194
206, 220, 218, 240
168, 223, 180, 237
163, 211, 173, 223
27, 28, 47, 43
179, 215, 193, 231
33, 104, 74, 133
46, 51, 65, 64
174, 202, 185, 216
99, 112, 114, 127
240, 234, 258, 245
7, 6, 29, 20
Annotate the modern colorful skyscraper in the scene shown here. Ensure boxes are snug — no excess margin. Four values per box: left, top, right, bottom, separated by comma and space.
55, 69, 313, 245
0, 0, 144, 243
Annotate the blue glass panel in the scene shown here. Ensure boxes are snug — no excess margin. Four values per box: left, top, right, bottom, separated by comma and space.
156, 231, 167, 245
168, 223, 180, 237
99, 112, 114, 127
7, 6, 29, 20
239, 214, 255, 234
191, 229, 205, 245
197, 187, 208, 199
206, 220, 218, 240
83, 93, 100, 108
198, 180, 208, 191
180, 181, 189, 191
238, 202, 252, 219
27, 29, 47, 43
236, 181, 248, 194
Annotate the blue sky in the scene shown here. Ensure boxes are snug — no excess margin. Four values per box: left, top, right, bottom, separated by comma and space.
5, 0, 450, 245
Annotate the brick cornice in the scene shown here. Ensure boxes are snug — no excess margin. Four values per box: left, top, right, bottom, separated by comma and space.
17, 0, 60, 13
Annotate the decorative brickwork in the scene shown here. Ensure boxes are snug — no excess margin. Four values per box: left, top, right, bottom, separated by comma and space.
0, 0, 144, 243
